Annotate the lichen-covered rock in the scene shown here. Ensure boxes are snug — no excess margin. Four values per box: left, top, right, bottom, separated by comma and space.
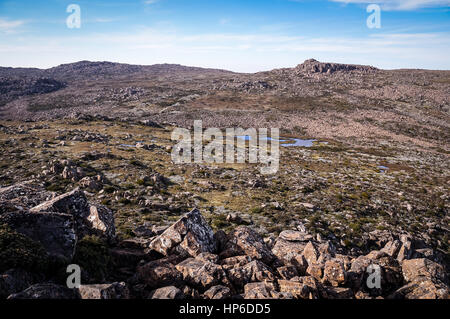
322, 260, 346, 287
347, 251, 403, 296
381, 240, 402, 258
78, 282, 129, 299
306, 264, 323, 281
136, 259, 183, 288
175, 257, 228, 291
389, 277, 449, 299
0, 210, 76, 261
149, 286, 184, 299
278, 280, 310, 299
302, 241, 319, 266
30, 188, 115, 241
276, 265, 299, 280
221, 226, 275, 265
8, 283, 80, 299
402, 259, 447, 284
0, 269, 37, 299
279, 230, 313, 242
203, 285, 232, 299
227, 260, 275, 289
243, 282, 276, 299
148, 209, 217, 257
271, 235, 308, 273
0, 180, 53, 213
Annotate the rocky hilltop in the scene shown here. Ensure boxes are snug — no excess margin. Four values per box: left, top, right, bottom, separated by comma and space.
294, 59, 378, 75
0, 182, 448, 299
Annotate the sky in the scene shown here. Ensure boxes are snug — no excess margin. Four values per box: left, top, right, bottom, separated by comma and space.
0, 0, 449, 72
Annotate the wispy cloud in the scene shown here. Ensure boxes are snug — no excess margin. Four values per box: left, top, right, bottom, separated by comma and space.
143, 0, 159, 4
0, 18, 25, 34
330, 0, 450, 10
1, 26, 449, 71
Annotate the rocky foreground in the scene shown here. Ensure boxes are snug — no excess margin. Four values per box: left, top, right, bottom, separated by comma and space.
0, 182, 448, 299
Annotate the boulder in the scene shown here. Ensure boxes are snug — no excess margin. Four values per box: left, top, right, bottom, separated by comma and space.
220, 255, 252, 270
302, 241, 319, 266
278, 280, 310, 299
322, 259, 346, 287
389, 277, 449, 299
136, 259, 183, 288
227, 260, 275, 290
0, 180, 53, 212
149, 286, 184, 299
402, 259, 447, 284
279, 230, 313, 242
203, 285, 232, 299
8, 283, 79, 299
221, 226, 275, 265
148, 209, 217, 257
0, 210, 76, 261
30, 189, 115, 241
271, 238, 307, 268
347, 252, 403, 296
306, 264, 323, 281
243, 282, 276, 299
381, 240, 402, 258
78, 282, 129, 299
0, 269, 37, 299
322, 286, 354, 299
276, 265, 299, 280
175, 257, 229, 291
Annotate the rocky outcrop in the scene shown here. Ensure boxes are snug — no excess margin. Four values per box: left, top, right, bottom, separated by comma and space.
220, 226, 275, 265
1, 205, 448, 300
294, 59, 377, 75
30, 188, 115, 241
148, 208, 217, 257
7, 283, 79, 299
0, 210, 77, 260
78, 282, 129, 299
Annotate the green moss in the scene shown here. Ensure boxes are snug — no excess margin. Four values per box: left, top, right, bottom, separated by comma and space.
73, 235, 111, 283
0, 224, 49, 273
250, 207, 263, 214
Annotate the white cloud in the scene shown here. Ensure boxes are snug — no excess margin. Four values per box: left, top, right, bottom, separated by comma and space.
144, 0, 159, 4
0, 26, 449, 71
0, 18, 25, 34
330, 0, 450, 10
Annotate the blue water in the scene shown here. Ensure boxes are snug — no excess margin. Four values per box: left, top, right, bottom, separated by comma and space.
236, 136, 317, 147
378, 165, 389, 173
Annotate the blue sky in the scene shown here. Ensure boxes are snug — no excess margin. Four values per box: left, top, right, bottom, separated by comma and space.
0, 0, 449, 71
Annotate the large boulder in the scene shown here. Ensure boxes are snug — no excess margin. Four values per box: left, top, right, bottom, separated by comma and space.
402, 259, 447, 284
278, 280, 310, 299
203, 285, 232, 299
347, 251, 403, 296
322, 259, 347, 287
175, 257, 229, 291
0, 211, 76, 261
136, 259, 183, 289
0, 180, 54, 213
148, 209, 217, 257
389, 277, 449, 299
271, 234, 309, 272
0, 269, 37, 299
0, 180, 54, 214
78, 282, 129, 299
243, 282, 277, 299
221, 226, 275, 265
149, 286, 184, 299
226, 260, 275, 290
7, 283, 80, 299
30, 188, 115, 241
